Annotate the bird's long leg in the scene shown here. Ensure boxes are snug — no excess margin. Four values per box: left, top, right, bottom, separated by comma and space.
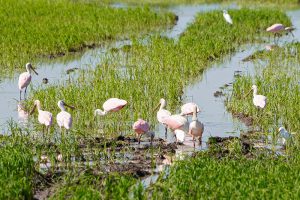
199, 137, 202, 148
138, 134, 142, 145
165, 126, 168, 140
24, 87, 28, 100
19, 90, 22, 101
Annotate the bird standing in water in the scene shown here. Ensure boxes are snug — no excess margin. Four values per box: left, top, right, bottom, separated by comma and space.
188, 105, 204, 148
18, 63, 38, 100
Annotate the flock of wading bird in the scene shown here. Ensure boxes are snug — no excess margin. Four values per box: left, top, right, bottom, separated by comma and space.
16, 10, 295, 147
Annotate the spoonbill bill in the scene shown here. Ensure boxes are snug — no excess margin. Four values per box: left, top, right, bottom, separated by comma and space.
57, 100, 75, 133
188, 105, 204, 148
132, 119, 155, 144
154, 98, 171, 139
18, 63, 38, 100
180, 102, 200, 116
266, 24, 285, 42
30, 100, 53, 134
223, 10, 233, 25
94, 98, 127, 116
162, 114, 188, 143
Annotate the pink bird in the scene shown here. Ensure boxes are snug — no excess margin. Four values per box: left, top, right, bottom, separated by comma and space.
132, 119, 154, 144
155, 98, 171, 139
266, 24, 285, 43
30, 100, 53, 134
57, 100, 75, 133
18, 63, 38, 100
188, 105, 204, 147
180, 102, 200, 116
94, 98, 127, 116
162, 114, 188, 143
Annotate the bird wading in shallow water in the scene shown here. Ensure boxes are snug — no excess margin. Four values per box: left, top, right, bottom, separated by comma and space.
30, 100, 53, 135
18, 63, 38, 100
189, 105, 204, 148
57, 100, 75, 134
223, 10, 233, 25
154, 98, 171, 140
132, 119, 154, 145
162, 114, 188, 143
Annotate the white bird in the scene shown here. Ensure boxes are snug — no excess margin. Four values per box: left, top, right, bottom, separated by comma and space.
189, 105, 204, 148
18, 63, 38, 100
223, 10, 233, 25
57, 100, 74, 133
30, 100, 53, 134
251, 85, 267, 109
162, 114, 188, 143
154, 98, 171, 139
246, 85, 267, 109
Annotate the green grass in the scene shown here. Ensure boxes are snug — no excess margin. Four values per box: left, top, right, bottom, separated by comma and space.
107, 0, 300, 8
49, 172, 139, 199
226, 44, 300, 133
148, 150, 300, 199
0, 135, 34, 199
0, 0, 175, 75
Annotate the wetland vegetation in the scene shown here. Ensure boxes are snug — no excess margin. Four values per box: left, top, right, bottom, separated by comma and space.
0, 0, 299, 199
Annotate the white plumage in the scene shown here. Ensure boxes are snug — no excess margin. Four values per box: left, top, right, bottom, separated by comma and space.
57, 100, 73, 131
251, 85, 267, 109
223, 10, 233, 25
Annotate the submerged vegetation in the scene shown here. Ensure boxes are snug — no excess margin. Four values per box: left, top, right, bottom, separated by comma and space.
0, 0, 175, 74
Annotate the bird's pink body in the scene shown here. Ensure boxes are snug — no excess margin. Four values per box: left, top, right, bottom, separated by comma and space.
18, 72, 31, 90
253, 95, 267, 108
133, 119, 150, 134
266, 24, 285, 33
162, 115, 187, 130
103, 98, 127, 112
180, 102, 200, 116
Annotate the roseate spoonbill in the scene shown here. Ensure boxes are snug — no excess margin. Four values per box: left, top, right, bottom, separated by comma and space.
154, 98, 171, 139
162, 114, 188, 143
266, 24, 285, 42
223, 10, 233, 25
57, 100, 75, 133
188, 105, 204, 148
132, 119, 155, 144
30, 100, 53, 134
94, 98, 127, 116
18, 63, 38, 100
180, 102, 200, 116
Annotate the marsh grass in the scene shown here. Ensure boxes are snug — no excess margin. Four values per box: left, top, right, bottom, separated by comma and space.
0, 0, 175, 75
227, 44, 300, 132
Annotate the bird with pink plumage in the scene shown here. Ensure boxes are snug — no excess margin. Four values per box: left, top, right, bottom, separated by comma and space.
132, 119, 154, 144
94, 98, 127, 116
18, 63, 38, 100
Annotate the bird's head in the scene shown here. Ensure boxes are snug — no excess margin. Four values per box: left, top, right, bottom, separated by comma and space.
26, 63, 38, 75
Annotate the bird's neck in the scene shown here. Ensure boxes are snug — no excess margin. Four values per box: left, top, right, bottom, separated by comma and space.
253, 89, 257, 96
95, 109, 107, 116
59, 105, 66, 111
